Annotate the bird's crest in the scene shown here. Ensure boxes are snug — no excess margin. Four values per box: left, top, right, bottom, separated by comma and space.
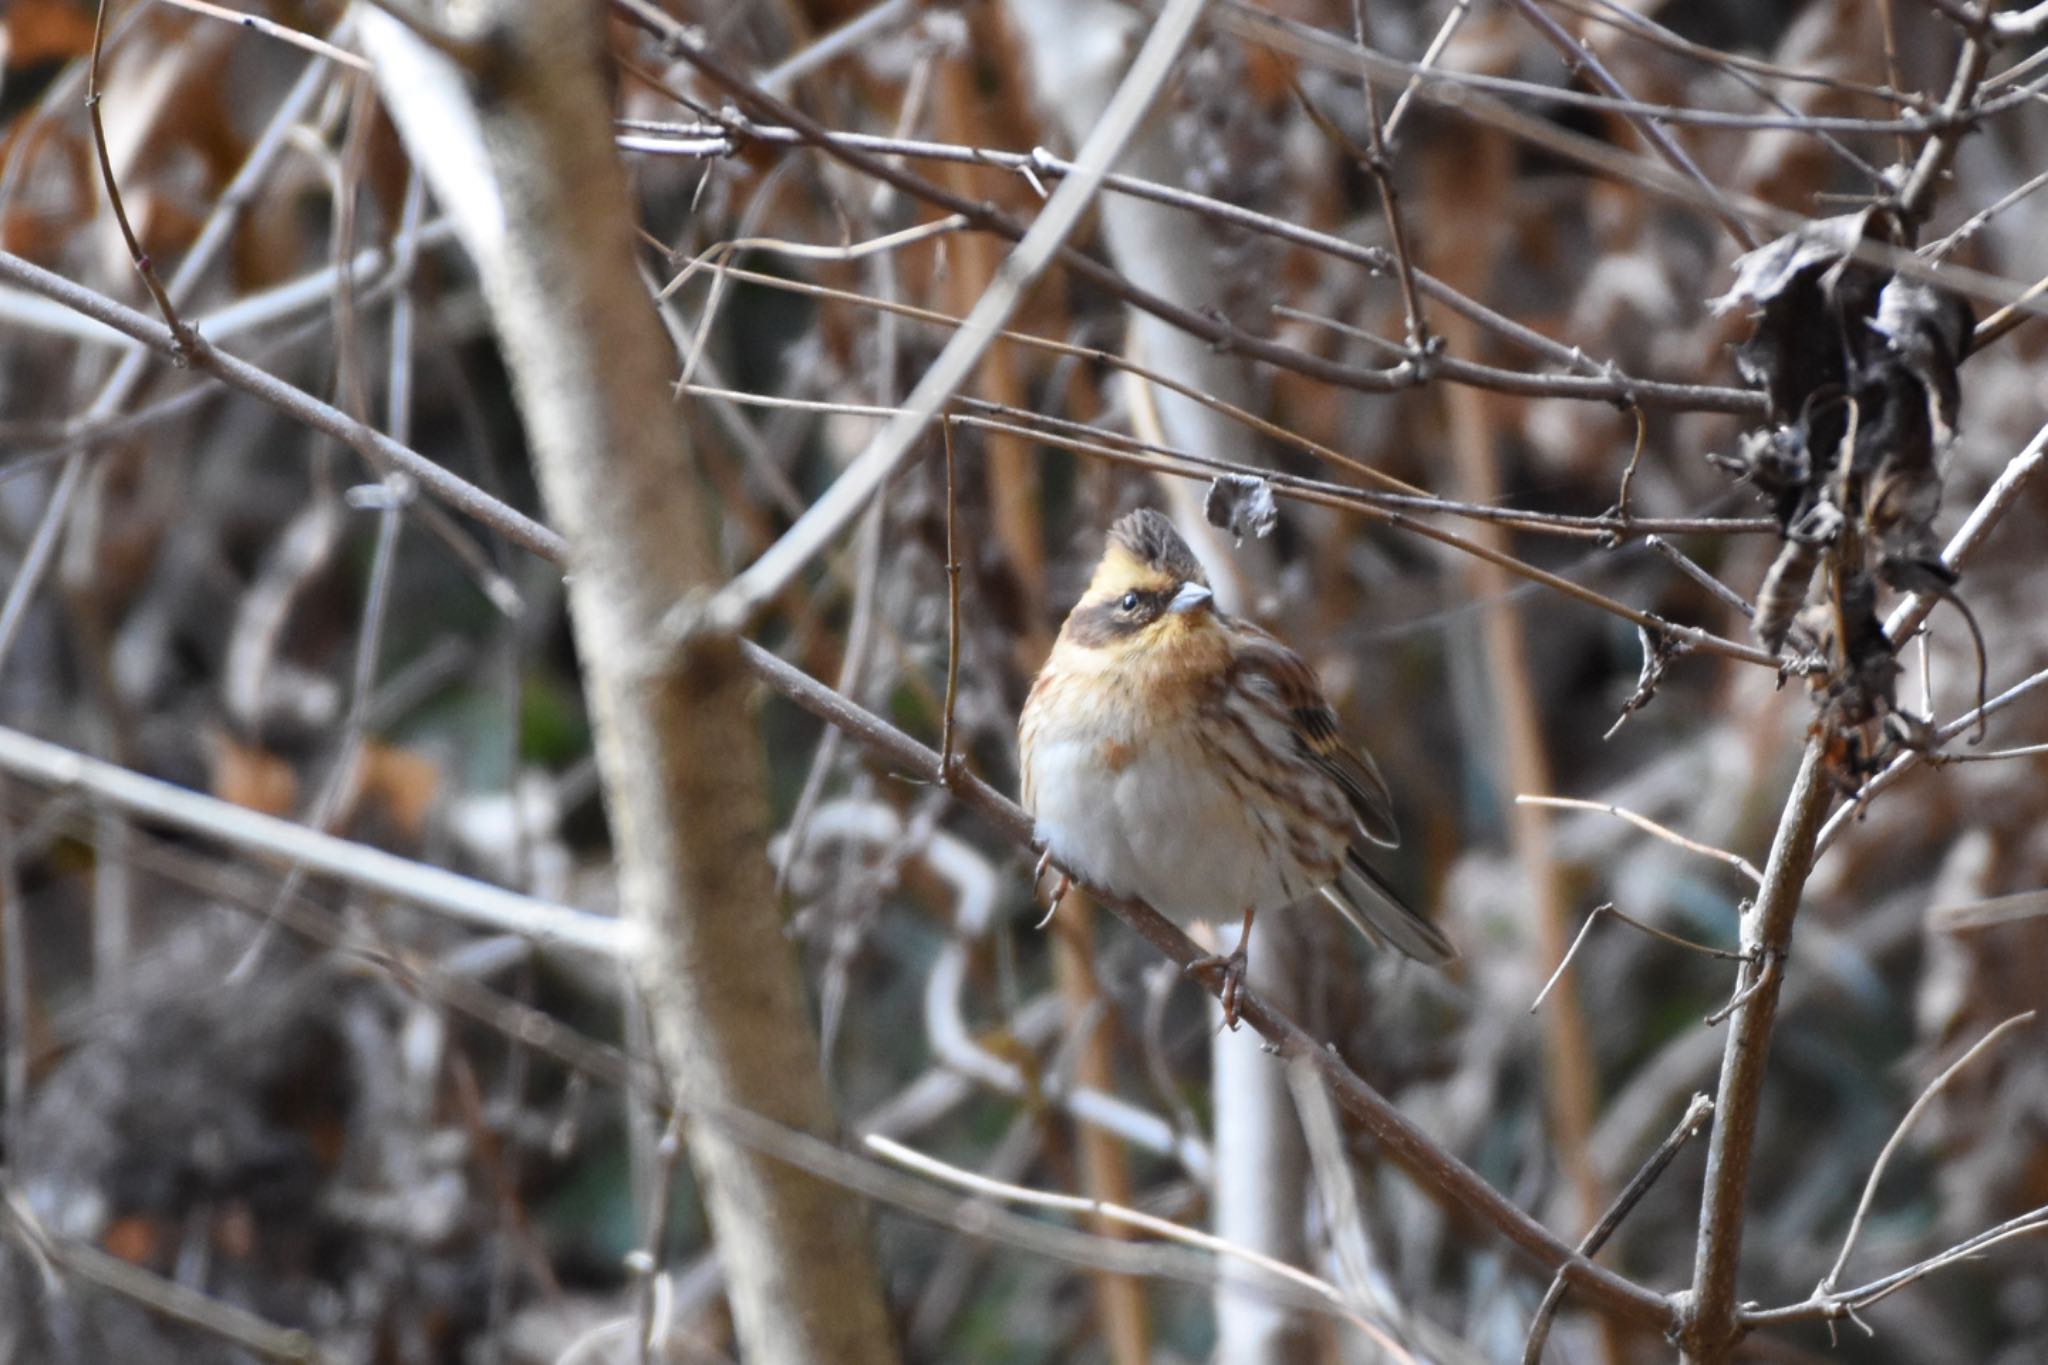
1107, 509, 1206, 586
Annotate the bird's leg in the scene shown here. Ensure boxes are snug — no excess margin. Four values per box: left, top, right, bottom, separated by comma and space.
1032, 848, 1071, 930
1187, 906, 1256, 1030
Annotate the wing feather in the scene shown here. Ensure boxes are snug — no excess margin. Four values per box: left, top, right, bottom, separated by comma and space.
1227, 627, 1401, 848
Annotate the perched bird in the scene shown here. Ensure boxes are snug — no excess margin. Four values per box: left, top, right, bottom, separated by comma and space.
1019, 509, 1454, 1025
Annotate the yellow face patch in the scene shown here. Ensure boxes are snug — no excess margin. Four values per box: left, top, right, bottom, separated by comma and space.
1082, 544, 1178, 603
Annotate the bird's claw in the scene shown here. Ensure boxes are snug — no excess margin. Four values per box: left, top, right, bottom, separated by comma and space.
1032, 849, 1070, 929
1186, 944, 1250, 1030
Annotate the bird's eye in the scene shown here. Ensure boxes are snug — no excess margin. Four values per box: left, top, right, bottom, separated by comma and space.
1119, 591, 1141, 613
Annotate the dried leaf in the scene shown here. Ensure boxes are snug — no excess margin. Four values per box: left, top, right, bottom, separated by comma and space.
1203, 474, 1277, 544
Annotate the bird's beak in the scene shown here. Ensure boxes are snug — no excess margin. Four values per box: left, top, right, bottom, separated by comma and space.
1168, 582, 1214, 615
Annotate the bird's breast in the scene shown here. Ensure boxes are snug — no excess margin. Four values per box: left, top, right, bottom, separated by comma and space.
1022, 701, 1335, 924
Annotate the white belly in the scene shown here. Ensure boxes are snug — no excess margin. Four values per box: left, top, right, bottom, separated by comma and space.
1026, 727, 1332, 925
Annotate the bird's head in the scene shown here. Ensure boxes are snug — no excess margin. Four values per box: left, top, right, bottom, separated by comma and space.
1056, 509, 1218, 663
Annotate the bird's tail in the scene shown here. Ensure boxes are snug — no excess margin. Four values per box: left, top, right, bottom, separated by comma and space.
1320, 850, 1457, 965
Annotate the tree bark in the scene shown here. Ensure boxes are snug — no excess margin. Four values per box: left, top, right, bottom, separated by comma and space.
361, 7, 896, 1360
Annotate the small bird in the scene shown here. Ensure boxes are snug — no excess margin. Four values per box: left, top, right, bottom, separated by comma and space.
1019, 509, 1455, 1025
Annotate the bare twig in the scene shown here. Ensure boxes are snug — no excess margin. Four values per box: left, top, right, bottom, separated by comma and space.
620, 2, 1795, 440
1818, 661, 2048, 854
1518, 795, 1764, 884
938, 419, 964, 777
1382, 0, 1472, 139
621, 117, 1758, 408
669, 261, 1779, 520
0, 1191, 328, 1363
0, 724, 624, 955
0, 42, 338, 671
0, 250, 564, 563
1745, 1204, 2048, 1327
1702, 954, 1777, 1027
1820, 1011, 2037, 1296
683, 377, 1784, 666
1348, 0, 1430, 353
86, 0, 193, 349
1523, 1093, 1715, 1364
1645, 536, 1756, 619
866, 1133, 1418, 1358
1884, 415, 2048, 646
1531, 903, 1747, 1015
1503, 0, 1760, 248
1896, 0, 1999, 232
157, 0, 370, 69
1216, 1, 2048, 321
663, 0, 1216, 625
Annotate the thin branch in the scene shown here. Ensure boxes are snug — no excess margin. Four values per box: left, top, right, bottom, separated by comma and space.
666, 0, 1216, 625
0, 1190, 327, 1363
618, 2, 1791, 430
1895, 0, 1998, 231
1928, 740, 2048, 764
1817, 661, 2048, 854
1567, 0, 1888, 184
1745, 1205, 2048, 1327
1820, 1011, 2037, 1295
1232, 0, 1968, 135
683, 378, 1786, 667
1346, 0, 1430, 353
1702, 954, 1777, 1027
86, 0, 193, 350
938, 420, 963, 776
1383, 0, 1473, 139
1682, 744, 1834, 1361
1884, 414, 2048, 646
620, 117, 1754, 405
0, 43, 338, 671
1503, 0, 1760, 248
0, 250, 564, 563
157, 0, 371, 69
1645, 536, 1756, 619
1523, 1093, 1715, 1364
1530, 902, 1747, 1015
1215, 1, 2048, 322
0, 725, 625, 955
866, 1133, 1418, 1360
668, 259, 1775, 525
1518, 795, 1764, 884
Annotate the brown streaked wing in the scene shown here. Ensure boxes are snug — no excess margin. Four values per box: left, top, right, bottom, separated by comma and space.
1228, 625, 1401, 849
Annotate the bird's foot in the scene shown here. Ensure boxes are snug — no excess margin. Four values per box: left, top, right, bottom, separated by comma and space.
1186, 943, 1250, 1030
1032, 849, 1070, 929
